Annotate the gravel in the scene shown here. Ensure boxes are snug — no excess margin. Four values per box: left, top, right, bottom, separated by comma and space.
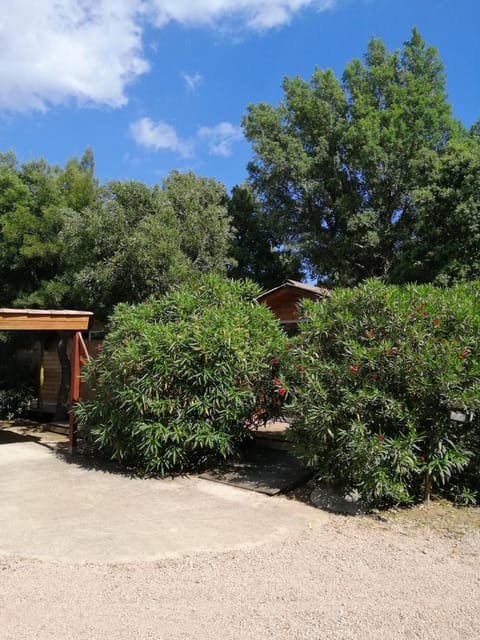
1, 513, 479, 640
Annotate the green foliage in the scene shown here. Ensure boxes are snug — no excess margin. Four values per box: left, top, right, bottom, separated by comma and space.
228, 183, 304, 289
0, 151, 234, 319
282, 280, 480, 506
58, 179, 187, 318
0, 387, 33, 420
162, 170, 233, 273
59, 172, 233, 320
0, 334, 35, 420
242, 29, 464, 285
75, 275, 286, 474
0, 149, 97, 307
393, 130, 480, 284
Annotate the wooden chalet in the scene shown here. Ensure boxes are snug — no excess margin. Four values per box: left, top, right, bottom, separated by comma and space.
256, 280, 330, 332
0, 308, 93, 448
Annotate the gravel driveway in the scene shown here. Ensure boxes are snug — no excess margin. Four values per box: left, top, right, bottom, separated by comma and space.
1, 429, 479, 639
1, 514, 479, 639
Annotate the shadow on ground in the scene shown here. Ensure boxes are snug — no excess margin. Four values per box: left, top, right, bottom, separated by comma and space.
1, 420, 314, 496
0, 421, 64, 451
200, 447, 313, 495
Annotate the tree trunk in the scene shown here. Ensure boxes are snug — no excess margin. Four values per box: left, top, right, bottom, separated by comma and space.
55, 331, 71, 421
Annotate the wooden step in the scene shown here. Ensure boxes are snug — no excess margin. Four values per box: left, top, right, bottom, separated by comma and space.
250, 420, 292, 451
43, 422, 69, 436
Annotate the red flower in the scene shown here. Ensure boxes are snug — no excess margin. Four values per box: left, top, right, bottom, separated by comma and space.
273, 376, 280, 385
295, 364, 303, 372
460, 349, 470, 359
389, 347, 397, 356
432, 319, 440, 326
365, 330, 375, 338
272, 357, 279, 365
420, 456, 425, 462
423, 310, 428, 317
349, 364, 359, 374
378, 435, 384, 442
277, 387, 286, 398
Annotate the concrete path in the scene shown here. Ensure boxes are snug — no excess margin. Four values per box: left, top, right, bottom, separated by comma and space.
0, 436, 327, 564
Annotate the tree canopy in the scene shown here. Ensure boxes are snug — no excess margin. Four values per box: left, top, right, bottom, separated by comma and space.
0, 153, 234, 320
227, 183, 304, 289
242, 29, 480, 286
1, 29, 479, 308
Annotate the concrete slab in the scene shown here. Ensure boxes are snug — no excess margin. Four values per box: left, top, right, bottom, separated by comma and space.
0, 436, 327, 564
1, 419, 69, 447
200, 448, 313, 495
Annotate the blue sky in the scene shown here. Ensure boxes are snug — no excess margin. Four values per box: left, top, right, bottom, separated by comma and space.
0, 0, 478, 193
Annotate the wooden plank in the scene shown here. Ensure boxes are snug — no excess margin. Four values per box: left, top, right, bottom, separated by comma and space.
0, 317, 91, 331
0, 309, 92, 331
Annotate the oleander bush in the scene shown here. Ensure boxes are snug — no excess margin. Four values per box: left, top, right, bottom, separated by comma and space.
282, 280, 480, 506
0, 387, 33, 420
75, 275, 286, 473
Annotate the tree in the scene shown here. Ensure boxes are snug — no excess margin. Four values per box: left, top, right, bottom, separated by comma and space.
58, 180, 186, 317
58, 171, 234, 320
161, 170, 233, 274
242, 29, 457, 285
0, 149, 234, 319
228, 183, 304, 289
0, 156, 64, 305
393, 128, 480, 284
59, 148, 98, 212
0, 149, 98, 308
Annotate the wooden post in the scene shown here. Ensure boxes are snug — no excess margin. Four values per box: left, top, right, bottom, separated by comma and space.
68, 331, 81, 452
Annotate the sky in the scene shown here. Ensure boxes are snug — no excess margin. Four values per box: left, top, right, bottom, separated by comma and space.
0, 0, 479, 193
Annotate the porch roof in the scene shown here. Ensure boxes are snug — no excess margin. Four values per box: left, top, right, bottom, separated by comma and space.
0, 309, 92, 331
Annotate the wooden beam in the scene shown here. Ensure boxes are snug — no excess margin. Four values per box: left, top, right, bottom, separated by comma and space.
0, 309, 92, 331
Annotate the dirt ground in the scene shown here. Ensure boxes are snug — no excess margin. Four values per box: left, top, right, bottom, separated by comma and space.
1, 497, 479, 640
0, 420, 480, 640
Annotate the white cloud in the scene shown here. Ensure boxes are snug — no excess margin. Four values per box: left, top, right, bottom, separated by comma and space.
148, 1, 335, 31
0, 1, 338, 111
130, 118, 243, 158
130, 118, 193, 157
0, 0, 149, 111
181, 71, 203, 92
197, 122, 243, 157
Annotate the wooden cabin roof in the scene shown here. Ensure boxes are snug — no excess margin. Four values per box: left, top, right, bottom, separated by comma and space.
256, 280, 330, 323
256, 280, 330, 302
0, 309, 93, 331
